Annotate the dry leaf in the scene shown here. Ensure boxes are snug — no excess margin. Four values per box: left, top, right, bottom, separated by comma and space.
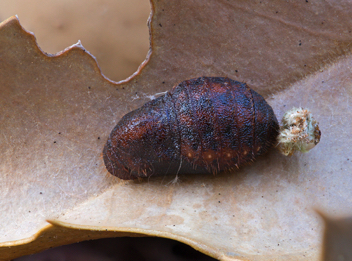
318, 212, 352, 261
0, 0, 150, 82
1, 1, 352, 260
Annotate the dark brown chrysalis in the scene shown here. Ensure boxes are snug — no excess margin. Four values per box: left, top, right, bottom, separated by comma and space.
103, 77, 279, 180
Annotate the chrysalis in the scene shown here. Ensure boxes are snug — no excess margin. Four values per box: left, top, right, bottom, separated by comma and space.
103, 77, 280, 180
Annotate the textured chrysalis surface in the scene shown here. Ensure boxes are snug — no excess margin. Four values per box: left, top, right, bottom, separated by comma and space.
103, 77, 279, 180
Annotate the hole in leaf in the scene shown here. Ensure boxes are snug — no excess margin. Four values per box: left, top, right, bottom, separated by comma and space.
14, 237, 217, 261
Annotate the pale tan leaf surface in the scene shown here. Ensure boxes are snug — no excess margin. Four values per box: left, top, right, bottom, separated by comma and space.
50, 54, 352, 261
1, 0, 352, 260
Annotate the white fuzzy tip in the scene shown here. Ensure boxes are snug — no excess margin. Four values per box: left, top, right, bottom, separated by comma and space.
277, 107, 321, 156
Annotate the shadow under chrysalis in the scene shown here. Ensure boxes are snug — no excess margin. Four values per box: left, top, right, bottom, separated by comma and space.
103, 77, 279, 180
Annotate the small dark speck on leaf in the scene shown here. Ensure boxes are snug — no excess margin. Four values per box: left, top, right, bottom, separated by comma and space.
283, 105, 286, 107
162, 81, 165, 84
235, 70, 238, 72
262, 196, 264, 198
88, 86, 91, 89
122, 87, 125, 90
159, 23, 162, 27
304, 64, 307, 67
218, 201, 221, 203
276, 11, 278, 13
218, 193, 221, 195
53, 141, 56, 143
98, 137, 101, 140
40, 192, 43, 194
306, 0, 308, 2
58, 132, 61, 134
347, 158, 349, 161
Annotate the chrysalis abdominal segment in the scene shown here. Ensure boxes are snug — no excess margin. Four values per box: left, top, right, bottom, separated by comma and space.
103, 77, 280, 180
